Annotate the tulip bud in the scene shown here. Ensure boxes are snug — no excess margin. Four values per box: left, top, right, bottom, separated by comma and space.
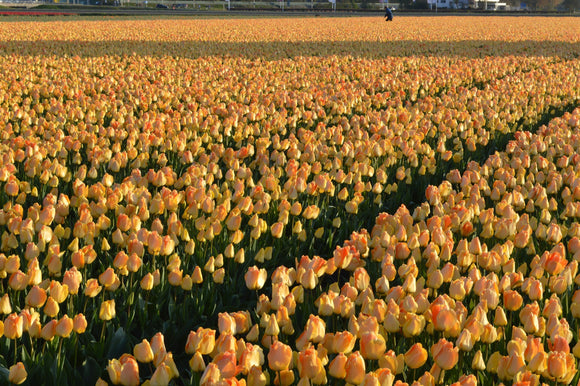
99, 299, 116, 321
134, 339, 154, 363
8, 362, 27, 385
55, 315, 73, 338
73, 313, 87, 334
404, 343, 428, 369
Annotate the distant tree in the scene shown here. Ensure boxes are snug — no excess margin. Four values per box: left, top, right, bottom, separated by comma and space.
560, 0, 579, 9
412, 0, 430, 8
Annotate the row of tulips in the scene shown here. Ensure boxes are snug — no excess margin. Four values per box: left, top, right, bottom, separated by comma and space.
100, 107, 580, 385
0, 18, 578, 58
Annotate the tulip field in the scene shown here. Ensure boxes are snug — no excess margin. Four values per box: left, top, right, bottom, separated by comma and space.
0, 15, 580, 385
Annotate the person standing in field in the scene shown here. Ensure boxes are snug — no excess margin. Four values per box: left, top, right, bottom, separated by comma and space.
385, 7, 393, 21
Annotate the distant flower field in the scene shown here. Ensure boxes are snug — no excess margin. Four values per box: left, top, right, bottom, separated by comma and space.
0, 15, 579, 386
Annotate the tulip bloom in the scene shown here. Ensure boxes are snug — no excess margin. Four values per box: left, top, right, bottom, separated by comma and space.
8, 362, 27, 385
298, 346, 323, 379
404, 343, 428, 369
333, 331, 356, 354
73, 313, 88, 334
56, 315, 74, 338
268, 340, 292, 371
245, 266, 267, 291
99, 299, 116, 321
345, 351, 365, 385
328, 353, 348, 379
134, 339, 154, 363
4, 313, 23, 340
431, 338, 459, 370
119, 355, 140, 386
360, 331, 386, 360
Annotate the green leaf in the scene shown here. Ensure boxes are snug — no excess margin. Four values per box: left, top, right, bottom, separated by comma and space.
82, 357, 101, 385
107, 327, 129, 359
0, 365, 9, 382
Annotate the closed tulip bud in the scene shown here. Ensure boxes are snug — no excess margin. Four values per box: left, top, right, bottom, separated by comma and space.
213, 268, 225, 284
472, 350, 486, 371
73, 313, 87, 334
28, 318, 41, 338
4, 313, 23, 339
265, 315, 280, 337
0, 294, 12, 314
300, 268, 317, 290
181, 274, 193, 291
163, 352, 179, 379
268, 340, 292, 371
574, 341, 580, 358
167, 269, 182, 286
134, 339, 154, 363
49, 281, 69, 303
9, 270, 28, 291
26, 285, 47, 308
40, 319, 57, 341
192, 266, 203, 284
494, 307, 508, 327
150, 364, 172, 386
55, 315, 73, 338
84, 278, 102, 298
189, 351, 206, 372
360, 331, 386, 360
245, 266, 268, 291
404, 343, 428, 369
99, 299, 116, 321
333, 331, 356, 354
247, 365, 267, 386
218, 312, 238, 335
345, 351, 365, 385
503, 290, 523, 311
402, 313, 425, 337
528, 351, 547, 373
298, 346, 323, 379
547, 351, 576, 383
140, 273, 154, 290
8, 362, 27, 385
247, 324, 260, 342
328, 353, 348, 379
271, 222, 284, 239
63, 267, 82, 295
486, 351, 502, 374
277, 369, 295, 386
119, 356, 140, 386
431, 338, 459, 370
456, 329, 474, 351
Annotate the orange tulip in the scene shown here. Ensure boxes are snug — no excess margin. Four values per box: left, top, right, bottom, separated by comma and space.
4, 313, 23, 340
404, 343, 428, 369
503, 289, 523, 311
345, 351, 365, 385
360, 331, 386, 360
25, 285, 47, 308
245, 266, 268, 291
333, 331, 356, 354
298, 346, 323, 379
73, 313, 87, 334
8, 362, 27, 385
134, 339, 154, 363
55, 315, 74, 338
431, 338, 459, 370
267, 340, 292, 371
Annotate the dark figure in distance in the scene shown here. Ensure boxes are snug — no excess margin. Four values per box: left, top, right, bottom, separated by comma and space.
385, 7, 393, 21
